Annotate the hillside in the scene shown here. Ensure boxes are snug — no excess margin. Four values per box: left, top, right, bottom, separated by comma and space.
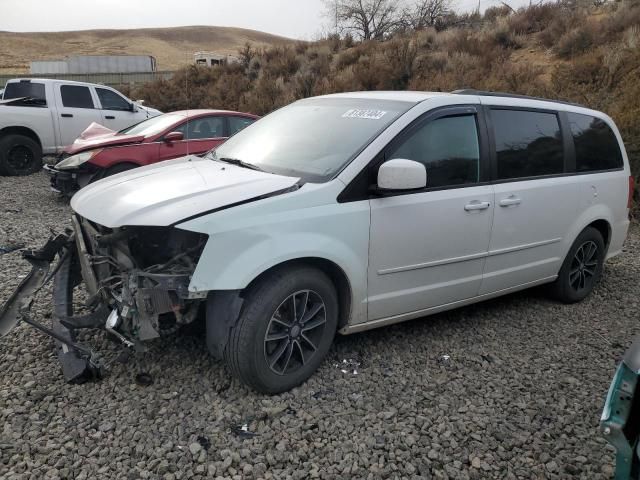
0, 26, 293, 73
130, 2, 640, 183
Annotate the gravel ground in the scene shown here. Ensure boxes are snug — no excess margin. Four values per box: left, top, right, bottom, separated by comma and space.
1, 172, 638, 480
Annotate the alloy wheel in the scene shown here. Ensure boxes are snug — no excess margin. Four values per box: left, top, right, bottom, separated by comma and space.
569, 240, 599, 292
264, 290, 327, 376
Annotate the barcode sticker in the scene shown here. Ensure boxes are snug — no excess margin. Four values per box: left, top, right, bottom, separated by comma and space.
342, 109, 387, 120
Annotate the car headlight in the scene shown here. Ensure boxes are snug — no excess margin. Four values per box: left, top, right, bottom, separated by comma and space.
55, 150, 103, 170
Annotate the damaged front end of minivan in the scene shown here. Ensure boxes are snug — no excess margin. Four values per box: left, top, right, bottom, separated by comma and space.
0, 215, 208, 383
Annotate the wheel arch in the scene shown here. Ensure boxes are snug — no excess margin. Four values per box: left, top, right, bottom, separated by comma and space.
243, 257, 353, 330
587, 218, 611, 250
0, 126, 42, 148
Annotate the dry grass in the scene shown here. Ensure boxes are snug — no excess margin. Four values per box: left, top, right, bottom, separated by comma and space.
0, 26, 293, 73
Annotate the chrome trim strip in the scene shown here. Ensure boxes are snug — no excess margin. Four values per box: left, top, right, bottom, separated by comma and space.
377, 237, 562, 275
488, 237, 562, 256
377, 251, 487, 275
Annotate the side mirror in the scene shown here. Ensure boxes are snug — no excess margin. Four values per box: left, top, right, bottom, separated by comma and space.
164, 131, 184, 143
130, 102, 139, 113
377, 159, 427, 191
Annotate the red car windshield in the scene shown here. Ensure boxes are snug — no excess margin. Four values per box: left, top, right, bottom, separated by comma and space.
119, 114, 187, 137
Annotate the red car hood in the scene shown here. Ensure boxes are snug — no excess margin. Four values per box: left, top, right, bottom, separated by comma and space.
64, 123, 145, 155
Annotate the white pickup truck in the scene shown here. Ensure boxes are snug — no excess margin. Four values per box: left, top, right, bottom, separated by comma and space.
0, 78, 161, 175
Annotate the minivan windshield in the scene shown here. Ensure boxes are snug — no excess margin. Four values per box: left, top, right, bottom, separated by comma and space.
207, 97, 412, 182
119, 113, 186, 137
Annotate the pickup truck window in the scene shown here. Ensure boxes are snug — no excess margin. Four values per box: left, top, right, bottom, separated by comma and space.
61, 85, 94, 109
96, 88, 131, 111
3, 82, 47, 107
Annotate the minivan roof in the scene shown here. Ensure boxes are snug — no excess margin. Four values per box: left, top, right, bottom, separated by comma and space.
319, 90, 606, 118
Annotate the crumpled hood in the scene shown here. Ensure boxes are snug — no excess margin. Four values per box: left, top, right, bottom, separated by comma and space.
64, 123, 145, 155
70, 156, 299, 228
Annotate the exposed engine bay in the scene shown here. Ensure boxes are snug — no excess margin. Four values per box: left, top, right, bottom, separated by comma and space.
0, 215, 209, 383
72, 215, 208, 343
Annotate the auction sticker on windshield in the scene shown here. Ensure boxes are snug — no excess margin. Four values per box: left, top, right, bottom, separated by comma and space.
342, 109, 387, 120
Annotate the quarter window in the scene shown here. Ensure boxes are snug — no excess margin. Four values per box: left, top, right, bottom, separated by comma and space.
491, 109, 564, 180
60, 85, 94, 109
567, 113, 623, 172
388, 114, 480, 188
96, 88, 131, 111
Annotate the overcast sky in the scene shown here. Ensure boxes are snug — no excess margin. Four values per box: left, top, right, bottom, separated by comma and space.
1, 0, 539, 39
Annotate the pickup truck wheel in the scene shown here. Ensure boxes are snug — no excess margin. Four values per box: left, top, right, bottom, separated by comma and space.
224, 266, 338, 394
550, 226, 605, 303
0, 134, 42, 176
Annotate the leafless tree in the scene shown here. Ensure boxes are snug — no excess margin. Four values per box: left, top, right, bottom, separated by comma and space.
324, 0, 403, 40
403, 0, 452, 29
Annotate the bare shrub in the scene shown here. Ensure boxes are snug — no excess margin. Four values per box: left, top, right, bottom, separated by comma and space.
555, 28, 595, 59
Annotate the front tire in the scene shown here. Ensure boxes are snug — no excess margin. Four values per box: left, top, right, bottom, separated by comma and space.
550, 227, 605, 303
0, 134, 43, 176
224, 266, 338, 394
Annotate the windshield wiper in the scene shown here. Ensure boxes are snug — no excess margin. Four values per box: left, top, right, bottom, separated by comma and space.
216, 157, 266, 172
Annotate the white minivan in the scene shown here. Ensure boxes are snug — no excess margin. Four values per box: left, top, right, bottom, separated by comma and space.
0, 91, 632, 392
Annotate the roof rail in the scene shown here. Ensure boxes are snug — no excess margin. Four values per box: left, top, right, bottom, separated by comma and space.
451, 89, 586, 108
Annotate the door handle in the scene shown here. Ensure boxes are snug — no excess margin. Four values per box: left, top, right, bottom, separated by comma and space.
61, 113, 73, 118
499, 196, 522, 207
464, 201, 491, 211
105, 115, 115, 120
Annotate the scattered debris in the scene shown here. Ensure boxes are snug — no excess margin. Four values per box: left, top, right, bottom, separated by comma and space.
335, 358, 360, 375
0, 243, 24, 255
232, 423, 259, 439
312, 388, 335, 399
437, 354, 452, 366
134, 372, 153, 386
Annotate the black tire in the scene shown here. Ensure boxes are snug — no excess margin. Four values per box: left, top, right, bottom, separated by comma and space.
549, 227, 605, 303
0, 134, 43, 176
223, 266, 338, 394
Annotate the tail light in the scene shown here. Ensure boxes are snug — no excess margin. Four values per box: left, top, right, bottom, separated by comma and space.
629, 176, 635, 210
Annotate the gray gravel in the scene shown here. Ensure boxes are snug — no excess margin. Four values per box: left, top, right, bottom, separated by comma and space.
1, 172, 638, 480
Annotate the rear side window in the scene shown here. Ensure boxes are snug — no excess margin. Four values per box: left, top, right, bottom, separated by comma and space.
229, 116, 256, 136
491, 109, 564, 180
388, 114, 480, 188
60, 85, 94, 109
567, 113, 623, 172
173, 116, 225, 140
96, 88, 131, 111
3, 82, 47, 106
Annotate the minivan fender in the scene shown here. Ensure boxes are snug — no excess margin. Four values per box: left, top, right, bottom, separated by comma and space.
562, 203, 614, 260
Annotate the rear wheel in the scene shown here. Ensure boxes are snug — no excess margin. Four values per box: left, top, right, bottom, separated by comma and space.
223, 266, 338, 394
0, 134, 42, 176
550, 227, 605, 303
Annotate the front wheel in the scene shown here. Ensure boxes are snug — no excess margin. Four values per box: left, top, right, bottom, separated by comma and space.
0, 134, 43, 176
223, 266, 338, 394
550, 227, 605, 303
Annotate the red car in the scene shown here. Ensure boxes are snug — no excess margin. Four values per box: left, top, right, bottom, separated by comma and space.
46, 109, 258, 195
